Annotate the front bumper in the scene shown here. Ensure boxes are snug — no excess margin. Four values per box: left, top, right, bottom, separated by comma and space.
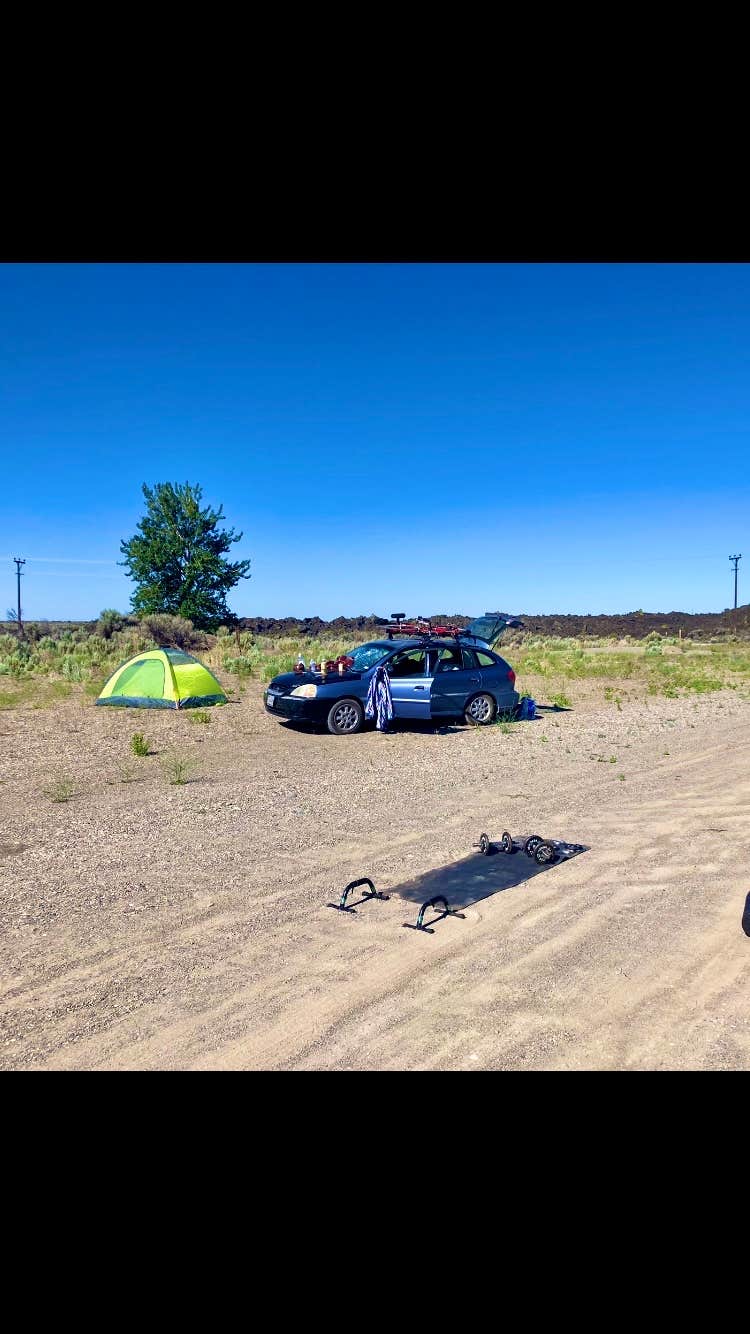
264, 690, 328, 722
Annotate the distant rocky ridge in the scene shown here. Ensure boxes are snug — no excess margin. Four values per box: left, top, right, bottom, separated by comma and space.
12, 604, 750, 641
238, 605, 750, 641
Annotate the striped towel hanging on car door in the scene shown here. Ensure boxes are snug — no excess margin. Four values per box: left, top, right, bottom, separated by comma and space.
365, 664, 394, 731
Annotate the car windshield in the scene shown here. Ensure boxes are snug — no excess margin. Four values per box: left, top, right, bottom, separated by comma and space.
344, 642, 393, 671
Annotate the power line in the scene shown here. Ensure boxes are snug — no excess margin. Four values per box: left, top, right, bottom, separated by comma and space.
729, 554, 742, 609
2, 551, 740, 568
0, 555, 118, 565
13, 557, 25, 637
37, 571, 125, 581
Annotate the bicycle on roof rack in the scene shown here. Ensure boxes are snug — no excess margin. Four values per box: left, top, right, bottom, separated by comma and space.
384, 611, 524, 645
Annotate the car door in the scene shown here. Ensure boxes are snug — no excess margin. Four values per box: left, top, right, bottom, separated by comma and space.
475, 649, 516, 708
429, 645, 482, 717
386, 647, 433, 719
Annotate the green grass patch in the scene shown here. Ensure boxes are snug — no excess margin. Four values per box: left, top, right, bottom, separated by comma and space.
514, 639, 750, 698
187, 709, 211, 725
106, 762, 143, 785
162, 753, 197, 785
0, 679, 74, 709
43, 774, 76, 802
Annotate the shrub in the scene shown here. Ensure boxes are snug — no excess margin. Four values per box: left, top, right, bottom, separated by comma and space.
224, 655, 254, 677
130, 732, 150, 757
259, 654, 296, 681
96, 609, 126, 639
61, 656, 84, 681
44, 775, 76, 802
162, 753, 196, 785
139, 613, 206, 651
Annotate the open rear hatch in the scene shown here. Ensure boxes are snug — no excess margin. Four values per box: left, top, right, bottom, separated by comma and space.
463, 613, 524, 648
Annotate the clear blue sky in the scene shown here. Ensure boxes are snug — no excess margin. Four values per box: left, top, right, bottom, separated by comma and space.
1, 263, 747, 620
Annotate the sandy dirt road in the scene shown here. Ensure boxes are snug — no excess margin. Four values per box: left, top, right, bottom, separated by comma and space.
1, 686, 748, 1069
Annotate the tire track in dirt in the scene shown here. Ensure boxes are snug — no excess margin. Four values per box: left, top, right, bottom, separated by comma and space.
3, 705, 748, 1069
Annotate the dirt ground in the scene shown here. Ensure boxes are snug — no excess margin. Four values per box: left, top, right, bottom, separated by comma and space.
1, 680, 749, 1070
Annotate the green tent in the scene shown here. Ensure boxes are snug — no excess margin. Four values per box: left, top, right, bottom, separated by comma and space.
96, 647, 227, 710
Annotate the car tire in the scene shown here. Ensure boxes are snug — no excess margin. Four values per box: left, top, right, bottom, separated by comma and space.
465, 693, 497, 726
326, 698, 364, 735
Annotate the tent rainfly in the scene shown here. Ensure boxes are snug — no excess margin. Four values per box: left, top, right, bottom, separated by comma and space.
96, 647, 227, 710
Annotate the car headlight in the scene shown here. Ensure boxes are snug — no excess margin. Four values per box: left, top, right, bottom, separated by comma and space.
290, 683, 317, 698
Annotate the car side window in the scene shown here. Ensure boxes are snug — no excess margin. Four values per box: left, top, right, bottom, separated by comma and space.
476, 650, 498, 667
436, 647, 462, 672
388, 649, 426, 678
461, 647, 478, 670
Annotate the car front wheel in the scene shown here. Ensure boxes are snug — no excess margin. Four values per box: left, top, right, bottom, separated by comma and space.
465, 693, 496, 726
326, 698, 365, 735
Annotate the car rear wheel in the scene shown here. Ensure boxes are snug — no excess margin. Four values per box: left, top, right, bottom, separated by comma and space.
326, 698, 364, 735
465, 693, 496, 726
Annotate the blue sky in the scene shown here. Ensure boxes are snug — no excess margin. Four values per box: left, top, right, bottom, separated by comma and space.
1, 262, 747, 620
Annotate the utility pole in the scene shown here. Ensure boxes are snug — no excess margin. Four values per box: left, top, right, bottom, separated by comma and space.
13, 557, 25, 637
729, 554, 741, 610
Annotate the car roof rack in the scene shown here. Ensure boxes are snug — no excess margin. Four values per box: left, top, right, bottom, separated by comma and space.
383, 611, 524, 642
384, 614, 483, 642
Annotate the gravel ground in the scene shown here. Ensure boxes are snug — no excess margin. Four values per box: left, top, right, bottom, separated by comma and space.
1, 678, 749, 1070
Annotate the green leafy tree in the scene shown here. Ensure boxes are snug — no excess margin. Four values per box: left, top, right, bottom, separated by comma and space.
120, 482, 251, 630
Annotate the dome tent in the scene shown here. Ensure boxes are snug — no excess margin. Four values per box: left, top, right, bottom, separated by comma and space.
96, 647, 227, 710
